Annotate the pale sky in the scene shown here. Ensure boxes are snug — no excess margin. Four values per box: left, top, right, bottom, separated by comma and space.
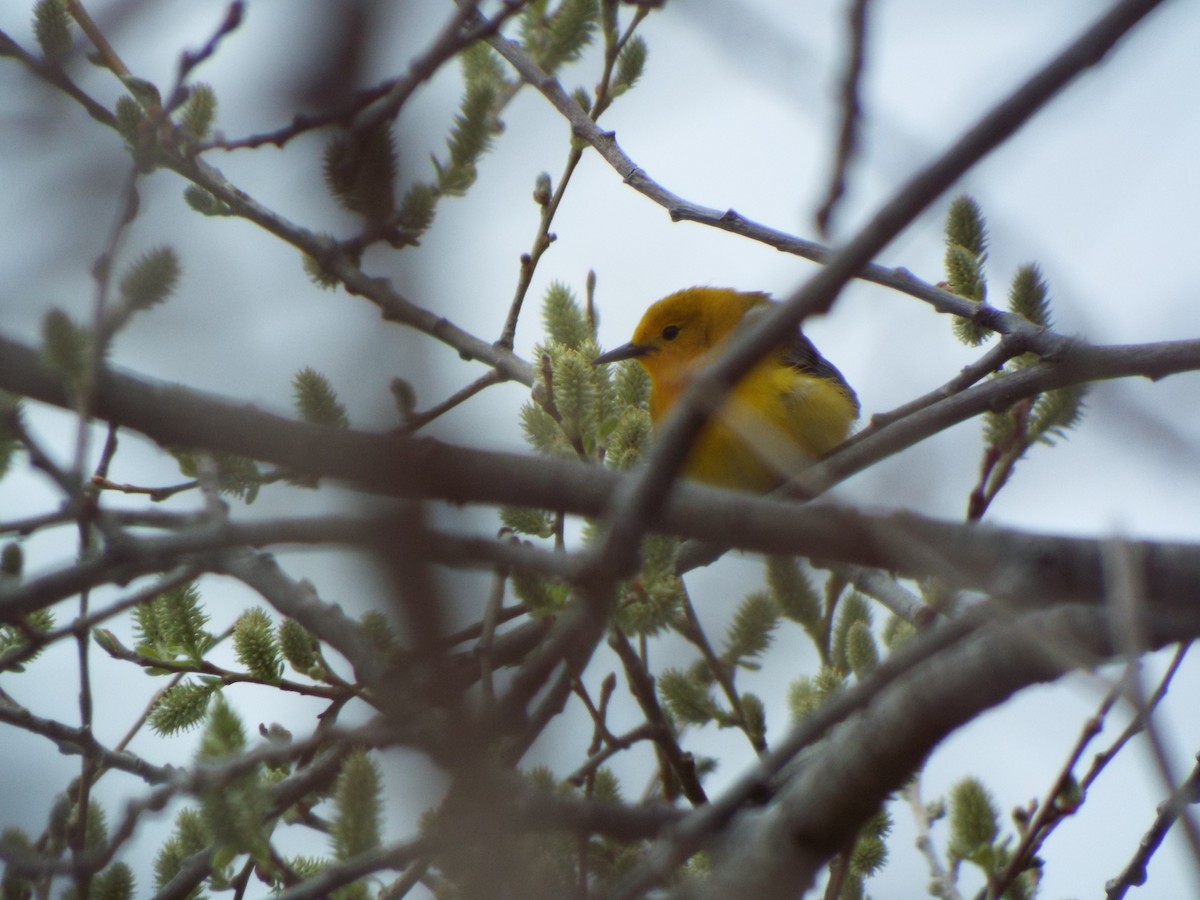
2, 1, 1199, 897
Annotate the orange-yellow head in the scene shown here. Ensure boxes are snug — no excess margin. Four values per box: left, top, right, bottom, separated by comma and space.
594, 287, 858, 490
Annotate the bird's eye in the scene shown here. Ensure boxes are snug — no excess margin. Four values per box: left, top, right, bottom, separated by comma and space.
661, 324, 680, 341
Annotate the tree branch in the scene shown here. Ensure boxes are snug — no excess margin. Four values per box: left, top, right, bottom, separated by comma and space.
623, 603, 1200, 898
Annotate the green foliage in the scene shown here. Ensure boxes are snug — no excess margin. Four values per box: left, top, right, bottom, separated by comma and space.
945, 195, 990, 346
520, 283, 639, 514
331, 751, 383, 861
613, 535, 680, 635
435, 43, 503, 196
639, 533, 678, 575
1001, 861, 1039, 900
571, 85, 592, 118
233, 607, 283, 682
153, 807, 211, 897
134, 582, 212, 663
982, 404, 1016, 449
114, 95, 145, 146
282, 855, 327, 885
603, 405, 650, 471
971, 257, 1086, 509
461, 34, 506, 95
521, 0, 599, 74
945, 244, 985, 303
83, 801, 108, 850
948, 777, 999, 864
831, 592, 872, 676
945, 201, 1087, 507
119, 246, 181, 313
614, 356, 649, 408
766, 556, 821, 641
881, 613, 916, 652
524, 285, 615, 462
526, 348, 609, 457
553, 349, 598, 443
590, 766, 622, 803
323, 122, 397, 224
91, 862, 135, 900
33, 0, 71, 62
397, 181, 437, 237
197, 694, 246, 759
613, 35, 648, 96
741, 691, 767, 747
722, 591, 777, 669
945, 195, 988, 258
520, 400, 574, 458
0, 395, 20, 480
500, 506, 556, 537
292, 367, 350, 428
300, 236, 348, 291
1007, 263, 1051, 329
171, 448, 263, 503
511, 569, 569, 616
849, 808, 892, 879
658, 667, 720, 726
149, 678, 219, 736
1030, 383, 1087, 446
197, 699, 272, 867
0, 828, 35, 899
0, 607, 53, 671
46, 794, 71, 853
359, 610, 397, 653
845, 620, 878, 677
183, 186, 229, 216
542, 281, 592, 349
278, 618, 322, 677
41, 309, 89, 389
614, 571, 682, 637
179, 83, 217, 141
788, 666, 845, 721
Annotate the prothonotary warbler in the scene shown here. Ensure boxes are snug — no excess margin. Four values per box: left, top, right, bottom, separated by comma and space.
593, 287, 859, 491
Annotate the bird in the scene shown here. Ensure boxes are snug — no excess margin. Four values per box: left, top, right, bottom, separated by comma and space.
592, 287, 859, 491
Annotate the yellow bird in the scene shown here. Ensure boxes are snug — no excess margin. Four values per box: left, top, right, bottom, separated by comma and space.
593, 287, 859, 491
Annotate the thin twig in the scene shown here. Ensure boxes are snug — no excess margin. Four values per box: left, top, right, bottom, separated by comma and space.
609, 628, 708, 805
586, 0, 1170, 602
482, 10, 1074, 362
985, 644, 1190, 898
400, 369, 503, 433
65, 0, 131, 79
864, 334, 1026, 432
1103, 538, 1200, 867
818, 563, 932, 624
815, 0, 872, 237
678, 589, 764, 753
904, 772, 963, 900
1106, 754, 1200, 899
476, 562, 509, 708
495, 3, 650, 349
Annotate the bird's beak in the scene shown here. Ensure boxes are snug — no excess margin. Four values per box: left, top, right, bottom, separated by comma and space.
592, 341, 651, 365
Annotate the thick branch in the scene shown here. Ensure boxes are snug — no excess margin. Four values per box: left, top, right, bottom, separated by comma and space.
3, 334, 1200, 627
629, 604, 1200, 898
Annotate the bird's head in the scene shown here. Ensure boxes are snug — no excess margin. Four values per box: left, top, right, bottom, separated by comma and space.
592, 287, 767, 382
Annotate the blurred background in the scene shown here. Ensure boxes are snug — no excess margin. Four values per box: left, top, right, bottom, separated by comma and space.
2, 1, 1199, 896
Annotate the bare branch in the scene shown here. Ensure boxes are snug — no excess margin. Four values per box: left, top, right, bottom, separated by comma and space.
815, 0, 872, 237
1106, 754, 1200, 899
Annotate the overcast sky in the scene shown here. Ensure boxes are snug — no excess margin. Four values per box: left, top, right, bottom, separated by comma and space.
3, 1, 1199, 897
